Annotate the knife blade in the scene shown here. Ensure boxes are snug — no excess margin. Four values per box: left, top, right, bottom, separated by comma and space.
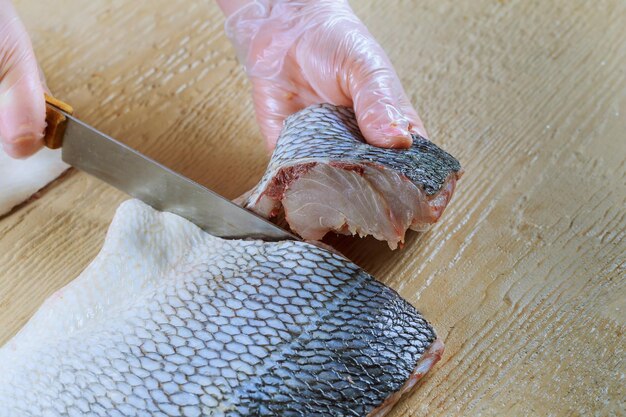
44, 96, 296, 241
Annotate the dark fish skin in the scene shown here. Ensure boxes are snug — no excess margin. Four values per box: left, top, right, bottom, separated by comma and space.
249, 104, 461, 199
0, 201, 440, 417
231, 243, 438, 416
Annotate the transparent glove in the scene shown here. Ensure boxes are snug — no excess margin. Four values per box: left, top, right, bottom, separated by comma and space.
218, 0, 427, 149
0, 0, 46, 158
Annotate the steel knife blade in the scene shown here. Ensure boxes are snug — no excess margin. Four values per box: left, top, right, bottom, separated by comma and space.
44, 96, 296, 241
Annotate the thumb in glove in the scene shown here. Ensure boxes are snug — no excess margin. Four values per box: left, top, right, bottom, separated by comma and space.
218, 0, 427, 149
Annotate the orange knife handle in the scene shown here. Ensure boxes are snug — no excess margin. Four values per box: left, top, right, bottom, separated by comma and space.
44, 94, 74, 149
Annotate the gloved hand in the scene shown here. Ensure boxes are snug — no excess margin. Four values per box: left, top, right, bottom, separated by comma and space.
0, 0, 47, 158
217, 0, 427, 149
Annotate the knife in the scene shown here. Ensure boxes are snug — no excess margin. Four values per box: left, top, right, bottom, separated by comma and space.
44, 95, 297, 241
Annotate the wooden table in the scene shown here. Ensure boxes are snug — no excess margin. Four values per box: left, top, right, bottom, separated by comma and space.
1, 1, 624, 415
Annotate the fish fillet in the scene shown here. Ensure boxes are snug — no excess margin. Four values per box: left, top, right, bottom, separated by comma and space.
243, 104, 462, 249
0, 199, 442, 416
0, 148, 68, 216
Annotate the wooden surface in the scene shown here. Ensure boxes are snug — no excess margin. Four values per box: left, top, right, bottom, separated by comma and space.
1, 0, 624, 415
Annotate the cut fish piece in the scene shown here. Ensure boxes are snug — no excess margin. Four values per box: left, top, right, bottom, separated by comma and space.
243, 104, 462, 249
0, 199, 442, 416
0, 148, 68, 216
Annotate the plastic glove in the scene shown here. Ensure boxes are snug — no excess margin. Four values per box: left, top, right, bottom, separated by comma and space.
0, 0, 47, 158
217, 0, 427, 149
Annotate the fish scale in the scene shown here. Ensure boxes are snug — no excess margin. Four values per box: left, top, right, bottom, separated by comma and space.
0, 200, 439, 416
250, 104, 461, 199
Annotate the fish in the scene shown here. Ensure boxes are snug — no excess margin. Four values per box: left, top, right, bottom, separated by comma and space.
0, 147, 68, 216
242, 104, 462, 249
0, 199, 443, 416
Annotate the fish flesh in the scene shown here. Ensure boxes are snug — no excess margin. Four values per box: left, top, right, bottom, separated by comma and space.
0, 147, 68, 216
243, 104, 462, 249
0, 199, 443, 416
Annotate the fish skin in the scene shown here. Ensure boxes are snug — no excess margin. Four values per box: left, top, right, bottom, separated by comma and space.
244, 104, 462, 247
0, 200, 440, 416
260, 104, 460, 196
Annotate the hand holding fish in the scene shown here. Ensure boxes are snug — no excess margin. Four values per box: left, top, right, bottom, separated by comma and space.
218, 0, 428, 149
0, 0, 47, 158
1, 0, 427, 159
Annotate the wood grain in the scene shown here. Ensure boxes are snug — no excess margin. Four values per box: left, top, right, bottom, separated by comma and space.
1, 0, 624, 415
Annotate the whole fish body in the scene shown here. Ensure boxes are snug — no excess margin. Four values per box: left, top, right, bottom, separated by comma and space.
243, 104, 462, 249
0, 200, 442, 416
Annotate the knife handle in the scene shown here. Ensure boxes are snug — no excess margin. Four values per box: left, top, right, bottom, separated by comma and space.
44, 94, 74, 149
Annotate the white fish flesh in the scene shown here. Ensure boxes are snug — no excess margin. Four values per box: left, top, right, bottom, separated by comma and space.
0, 147, 68, 216
243, 104, 462, 249
0, 199, 443, 416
